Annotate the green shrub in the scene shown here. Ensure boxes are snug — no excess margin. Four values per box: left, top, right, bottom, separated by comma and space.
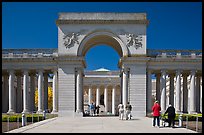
160, 113, 202, 121
2, 113, 58, 122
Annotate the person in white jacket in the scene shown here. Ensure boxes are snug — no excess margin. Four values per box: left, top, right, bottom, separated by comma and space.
118, 102, 124, 120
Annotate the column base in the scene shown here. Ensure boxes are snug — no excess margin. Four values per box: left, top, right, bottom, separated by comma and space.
74, 111, 83, 117
189, 111, 197, 114
37, 110, 43, 114
51, 110, 58, 114
176, 111, 182, 114
7, 110, 15, 114
22, 110, 30, 114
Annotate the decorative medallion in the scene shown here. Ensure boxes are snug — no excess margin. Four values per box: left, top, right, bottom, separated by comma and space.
126, 34, 143, 49
63, 33, 79, 49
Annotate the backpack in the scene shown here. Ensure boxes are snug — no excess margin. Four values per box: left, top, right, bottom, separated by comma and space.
90, 104, 94, 109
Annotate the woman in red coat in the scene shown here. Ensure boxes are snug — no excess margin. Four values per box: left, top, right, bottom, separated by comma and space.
152, 100, 161, 127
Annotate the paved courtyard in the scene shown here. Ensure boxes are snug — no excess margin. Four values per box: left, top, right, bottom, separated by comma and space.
7, 116, 196, 133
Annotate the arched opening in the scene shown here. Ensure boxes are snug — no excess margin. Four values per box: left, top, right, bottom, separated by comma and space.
77, 31, 128, 57
85, 45, 120, 70
80, 32, 125, 116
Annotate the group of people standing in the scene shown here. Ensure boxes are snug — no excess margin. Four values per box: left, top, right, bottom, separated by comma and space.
152, 100, 176, 128
89, 102, 100, 116
118, 102, 132, 120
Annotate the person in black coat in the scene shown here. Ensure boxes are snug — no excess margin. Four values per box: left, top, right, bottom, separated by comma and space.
96, 105, 100, 115
164, 104, 176, 127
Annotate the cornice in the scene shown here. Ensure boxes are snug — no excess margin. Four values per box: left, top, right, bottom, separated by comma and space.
149, 58, 202, 63
56, 20, 149, 25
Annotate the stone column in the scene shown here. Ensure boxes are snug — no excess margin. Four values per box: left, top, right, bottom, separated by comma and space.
8, 70, 15, 113
52, 70, 58, 113
122, 68, 128, 108
182, 73, 188, 113
3, 74, 9, 113
196, 75, 201, 113
147, 70, 152, 113
156, 73, 161, 103
112, 85, 116, 115
120, 72, 123, 103
44, 73, 48, 112
160, 69, 166, 112
88, 85, 92, 105
16, 73, 23, 113
175, 70, 181, 113
189, 70, 196, 113
22, 70, 29, 113
37, 70, 43, 113
200, 77, 202, 113
169, 73, 175, 106
104, 85, 108, 113
96, 85, 100, 106
76, 68, 83, 113
30, 73, 36, 112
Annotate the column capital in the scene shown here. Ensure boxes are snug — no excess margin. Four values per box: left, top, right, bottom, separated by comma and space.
9, 69, 15, 73
112, 85, 116, 88
23, 70, 29, 74
121, 67, 129, 73
190, 70, 196, 74
96, 85, 101, 88
176, 69, 182, 75
75, 67, 83, 71
161, 69, 166, 72
104, 85, 108, 88
161, 69, 167, 75
37, 69, 44, 73
88, 84, 92, 89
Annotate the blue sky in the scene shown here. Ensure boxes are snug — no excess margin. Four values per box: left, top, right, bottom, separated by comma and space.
2, 2, 202, 70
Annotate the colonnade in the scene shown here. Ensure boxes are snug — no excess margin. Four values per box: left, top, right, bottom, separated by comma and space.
2, 68, 202, 115
147, 69, 202, 114
75, 68, 128, 115
83, 85, 119, 115
2, 69, 58, 114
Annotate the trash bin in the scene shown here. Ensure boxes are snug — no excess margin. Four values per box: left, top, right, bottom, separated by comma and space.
22, 113, 26, 126
43, 110, 46, 120
178, 114, 183, 127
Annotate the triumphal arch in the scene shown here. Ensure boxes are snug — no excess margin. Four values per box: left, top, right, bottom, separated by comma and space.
2, 13, 202, 117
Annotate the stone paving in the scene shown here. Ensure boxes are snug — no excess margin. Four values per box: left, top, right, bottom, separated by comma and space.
7, 116, 197, 133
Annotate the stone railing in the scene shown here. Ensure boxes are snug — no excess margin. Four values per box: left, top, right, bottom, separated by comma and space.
2, 49, 58, 58
147, 49, 202, 58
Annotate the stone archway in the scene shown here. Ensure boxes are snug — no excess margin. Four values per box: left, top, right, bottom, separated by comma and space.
77, 30, 127, 116
56, 13, 148, 117
77, 30, 128, 57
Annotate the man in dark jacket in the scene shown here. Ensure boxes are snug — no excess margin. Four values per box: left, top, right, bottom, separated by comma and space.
164, 104, 176, 127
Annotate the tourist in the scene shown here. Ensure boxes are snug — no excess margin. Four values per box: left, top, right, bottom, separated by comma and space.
125, 102, 132, 120
90, 103, 94, 116
164, 104, 176, 128
96, 105, 100, 115
118, 102, 124, 120
93, 103, 96, 115
152, 100, 161, 127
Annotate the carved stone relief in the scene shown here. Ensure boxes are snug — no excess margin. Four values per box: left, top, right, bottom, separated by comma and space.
63, 33, 79, 49
118, 29, 143, 50
126, 34, 142, 49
